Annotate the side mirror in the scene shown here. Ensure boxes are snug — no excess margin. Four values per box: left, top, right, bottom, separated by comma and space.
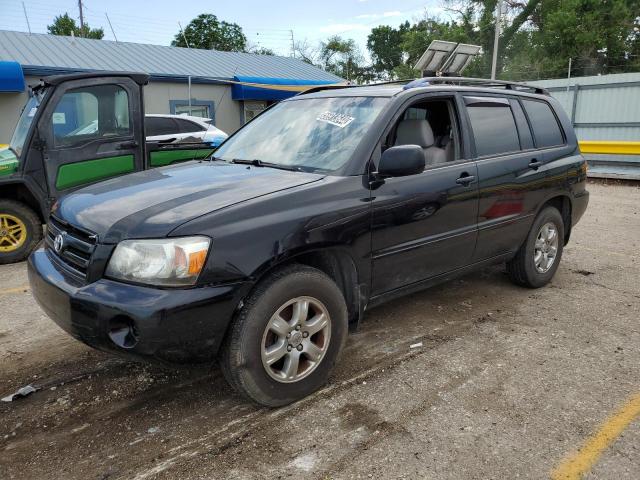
378, 145, 425, 177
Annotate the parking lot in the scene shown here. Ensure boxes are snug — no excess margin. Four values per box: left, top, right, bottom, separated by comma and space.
0, 182, 638, 479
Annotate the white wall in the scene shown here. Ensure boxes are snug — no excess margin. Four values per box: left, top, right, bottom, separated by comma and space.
143, 82, 243, 135
0, 75, 36, 144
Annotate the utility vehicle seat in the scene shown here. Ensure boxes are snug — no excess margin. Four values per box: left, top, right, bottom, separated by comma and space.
395, 119, 446, 166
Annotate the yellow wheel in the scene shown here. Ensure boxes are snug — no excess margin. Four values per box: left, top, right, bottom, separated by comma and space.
0, 200, 43, 264
0, 213, 27, 252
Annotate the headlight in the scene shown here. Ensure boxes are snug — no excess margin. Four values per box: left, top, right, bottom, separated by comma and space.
105, 236, 210, 287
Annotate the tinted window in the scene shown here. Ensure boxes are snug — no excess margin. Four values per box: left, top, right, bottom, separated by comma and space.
52, 84, 131, 148
146, 117, 178, 136
511, 100, 534, 150
522, 100, 564, 148
466, 98, 520, 157
175, 118, 206, 133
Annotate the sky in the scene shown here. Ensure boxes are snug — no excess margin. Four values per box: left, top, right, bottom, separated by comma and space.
0, 0, 447, 57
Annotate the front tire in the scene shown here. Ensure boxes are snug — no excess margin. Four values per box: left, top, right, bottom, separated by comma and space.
0, 200, 42, 264
507, 206, 564, 288
220, 265, 348, 407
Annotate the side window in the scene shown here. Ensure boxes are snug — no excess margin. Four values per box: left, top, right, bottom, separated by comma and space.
522, 99, 564, 148
52, 84, 131, 148
465, 97, 520, 157
388, 98, 459, 165
510, 100, 534, 150
146, 117, 178, 136
175, 118, 206, 133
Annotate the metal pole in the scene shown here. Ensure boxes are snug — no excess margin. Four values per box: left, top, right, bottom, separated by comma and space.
22, 2, 31, 34
290, 30, 295, 57
178, 22, 190, 48
188, 75, 192, 116
491, 0, 502, 80
105, 13, 118, 41
78, 0, 85, 35
566, 57, 572, 92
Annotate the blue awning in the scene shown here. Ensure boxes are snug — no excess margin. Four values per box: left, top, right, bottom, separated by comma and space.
231, 76, 337, 101
0, 61, 25, 92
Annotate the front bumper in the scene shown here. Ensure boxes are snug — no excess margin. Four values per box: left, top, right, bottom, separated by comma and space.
28, 248, 249, 363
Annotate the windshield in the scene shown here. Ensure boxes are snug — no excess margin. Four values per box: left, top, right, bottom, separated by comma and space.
10, 89, 45, 157
215, 96, 389, 173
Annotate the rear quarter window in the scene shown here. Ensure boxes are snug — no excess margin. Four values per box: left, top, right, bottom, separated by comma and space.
522, 99, 564, 148
465, 97, 521, 157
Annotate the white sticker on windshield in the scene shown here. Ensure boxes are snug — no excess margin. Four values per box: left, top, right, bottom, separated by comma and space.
27, 107, 37, 117
317, 111, 354, 128
52, 112, 66, 124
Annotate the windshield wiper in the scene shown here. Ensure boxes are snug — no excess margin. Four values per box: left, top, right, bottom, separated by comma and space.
230, 158, 301, 172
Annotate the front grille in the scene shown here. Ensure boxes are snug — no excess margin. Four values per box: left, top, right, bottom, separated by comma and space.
45, 216, 97, 277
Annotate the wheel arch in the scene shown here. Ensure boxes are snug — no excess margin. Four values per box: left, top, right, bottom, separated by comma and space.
537, 194, 572, 245
243, 246, 364, 327
0, 181, 46, 223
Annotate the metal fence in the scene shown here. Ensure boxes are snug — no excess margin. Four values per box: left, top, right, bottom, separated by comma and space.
532, 73, 640, 180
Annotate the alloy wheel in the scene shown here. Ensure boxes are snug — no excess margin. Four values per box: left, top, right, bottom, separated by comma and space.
261, 296, 331, 383
534, 221, 559, 273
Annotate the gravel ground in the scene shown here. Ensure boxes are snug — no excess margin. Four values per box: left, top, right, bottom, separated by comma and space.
0, 182, 638, 480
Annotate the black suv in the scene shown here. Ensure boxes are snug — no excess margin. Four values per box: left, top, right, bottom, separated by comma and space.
29, 77, 589, 406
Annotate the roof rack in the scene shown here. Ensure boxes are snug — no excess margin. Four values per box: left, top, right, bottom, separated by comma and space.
297, 76, 549, 97
297, 79, 408, 96
403, 77, 549, 95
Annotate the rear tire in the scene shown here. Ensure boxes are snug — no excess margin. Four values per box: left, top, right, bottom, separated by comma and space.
507, 206, 564, 288
220, 265, 348, 407
0, 200, 42, 265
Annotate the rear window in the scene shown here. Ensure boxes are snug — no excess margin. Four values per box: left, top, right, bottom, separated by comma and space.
465, 98, 520, 157
175, 118, 206, 133
522, 99, 564, 148
146, 117, 178, 136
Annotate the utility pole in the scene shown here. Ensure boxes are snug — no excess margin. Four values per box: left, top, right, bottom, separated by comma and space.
105, 13, 118, 41
290, 30, 295, 58
21, 2, 31, 34
566, 58, 572, 92
78, 0, 85, 36
178, 22, 190, 48
490, 0, 502, 80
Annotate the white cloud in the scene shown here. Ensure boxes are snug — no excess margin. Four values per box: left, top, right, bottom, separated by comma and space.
355, 11, 402, 20
319, 23, 371, 34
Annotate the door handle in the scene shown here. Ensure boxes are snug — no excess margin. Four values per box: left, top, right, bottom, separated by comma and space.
456, 174, 476, 186
117, 141, 139, 150
528, 159, 542, 170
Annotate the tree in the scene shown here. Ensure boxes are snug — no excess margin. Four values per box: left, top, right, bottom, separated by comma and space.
47, 13, 104, 39
319, 36, 373, 83
293, 40, 320, 65
246, 41, 275, 55
172, 13, 246, 52
367, 23, 410, 78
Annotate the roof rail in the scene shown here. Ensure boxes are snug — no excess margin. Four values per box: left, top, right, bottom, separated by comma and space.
403, 77, 549, 95
297, 77, 549, 96
297, 79, 410, 96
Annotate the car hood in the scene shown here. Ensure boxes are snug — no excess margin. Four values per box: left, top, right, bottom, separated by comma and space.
55, 161, 324, 243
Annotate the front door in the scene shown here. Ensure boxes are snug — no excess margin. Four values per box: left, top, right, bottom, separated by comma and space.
370, 95, 479, 296
38, 77, 144, 200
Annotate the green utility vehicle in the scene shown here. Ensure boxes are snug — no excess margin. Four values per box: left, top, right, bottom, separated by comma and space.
0, 72, 216, 264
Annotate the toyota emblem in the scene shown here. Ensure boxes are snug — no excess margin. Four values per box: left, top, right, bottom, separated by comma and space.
53, 234, 65, 253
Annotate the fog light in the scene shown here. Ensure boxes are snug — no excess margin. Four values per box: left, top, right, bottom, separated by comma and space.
108, 316, 139, 349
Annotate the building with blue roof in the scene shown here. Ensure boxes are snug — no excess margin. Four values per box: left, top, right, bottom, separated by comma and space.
0, 30, 343, 142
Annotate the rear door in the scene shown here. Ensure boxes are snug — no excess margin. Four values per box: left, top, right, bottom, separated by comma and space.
38, 77, 144, 199
464, 95, 548, 261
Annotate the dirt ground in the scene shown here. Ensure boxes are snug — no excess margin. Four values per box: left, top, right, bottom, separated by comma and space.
0, 182, 639, 480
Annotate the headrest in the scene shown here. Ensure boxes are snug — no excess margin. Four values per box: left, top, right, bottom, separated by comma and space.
395, 119, 435, 148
